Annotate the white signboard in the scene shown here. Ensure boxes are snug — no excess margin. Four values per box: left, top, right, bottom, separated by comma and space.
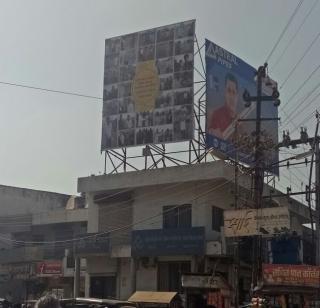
181, 275, 221, 289
101, 20, 195, 150
224, 207, 290, 237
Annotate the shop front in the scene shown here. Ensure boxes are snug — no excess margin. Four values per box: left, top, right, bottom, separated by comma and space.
35, 260, 74, 298
181, 273, 231, 308
258, 264, 320, 307
132, 227, 205, 295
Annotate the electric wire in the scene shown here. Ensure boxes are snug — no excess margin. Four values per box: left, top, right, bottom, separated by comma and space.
265, 0, 305, 63
280, 62, 320, 111
280, 28, 320, 89
0, 173, 246, 246
271, 0, 319, 71
0, 81, 102, 100
281, 81, 320, 126
0, 146, 257, 244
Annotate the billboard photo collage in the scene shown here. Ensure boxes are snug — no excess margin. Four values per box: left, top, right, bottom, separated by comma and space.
101, 20, 195, 150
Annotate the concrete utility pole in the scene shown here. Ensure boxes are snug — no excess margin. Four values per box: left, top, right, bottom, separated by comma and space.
242, 63, 280, 290
278, 112, 319, 265
316, 134, 320, 265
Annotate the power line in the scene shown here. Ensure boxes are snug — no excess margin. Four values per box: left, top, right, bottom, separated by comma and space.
280, 29, 320, 89
271, 0, 319, 71
280, 62, 320, 111
282, 86, 320, 127
0, 148, 258, 244
0, 174, 243, 245
265, 0, 305, 63
0, 81, 102, 100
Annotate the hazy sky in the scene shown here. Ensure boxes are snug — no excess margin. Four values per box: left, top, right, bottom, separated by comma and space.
0, 0, 319, 195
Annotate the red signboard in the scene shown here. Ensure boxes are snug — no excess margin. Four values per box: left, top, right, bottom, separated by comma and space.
36, 261, 62, 276
263, 264, 320, 288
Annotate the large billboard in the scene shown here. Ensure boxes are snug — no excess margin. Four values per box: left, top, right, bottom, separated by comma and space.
224, 207, 290, 237
101, 20, 195, 150
205, 39, 279, 172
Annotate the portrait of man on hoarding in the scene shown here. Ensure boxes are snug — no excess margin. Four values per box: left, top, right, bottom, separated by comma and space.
207, 73, 239, 139
205, 39, 279, 173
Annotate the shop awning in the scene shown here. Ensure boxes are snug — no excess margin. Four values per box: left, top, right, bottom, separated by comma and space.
128, 291, 178, 304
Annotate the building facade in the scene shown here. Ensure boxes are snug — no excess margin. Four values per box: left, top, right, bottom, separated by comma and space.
78, 161, 313, 305
0, 186, 88, 301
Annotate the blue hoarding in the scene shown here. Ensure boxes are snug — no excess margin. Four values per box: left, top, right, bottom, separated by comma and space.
131, 227, 205, 257
205, 39, 279, 173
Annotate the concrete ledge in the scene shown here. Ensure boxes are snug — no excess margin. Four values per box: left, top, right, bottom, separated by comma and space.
78, 161, 231, 193
32, 208, 88, 225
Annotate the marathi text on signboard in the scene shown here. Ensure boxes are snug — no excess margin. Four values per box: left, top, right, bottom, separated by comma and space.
263, 264, 320, 288
101, 20, 195, 150
224, 207, 289, 237
205, 39, 279, 174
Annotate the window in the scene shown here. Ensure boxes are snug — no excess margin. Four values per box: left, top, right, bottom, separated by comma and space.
212, 206, 224, 232
163, 204, 191, 229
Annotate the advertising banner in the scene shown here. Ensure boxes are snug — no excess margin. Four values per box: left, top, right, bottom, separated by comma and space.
205, 39, 279, 173
131, 227, 205, 257
224, 207, 289, 237
101, 20, 195, 150
36, 261, 62, 276
263, 264, 320, 288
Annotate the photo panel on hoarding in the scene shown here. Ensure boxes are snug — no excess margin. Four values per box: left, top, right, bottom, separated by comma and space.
154, 107, 173, 126
156, 91, 173, 109
174, 88, 193, 106
156, 57, 174, 75
139, 29, 156, 47
174, 53, 193, 72
205, 39, 279, 173
101, 114, 118, 149
173, 105, 193, 141
174, 71, 193, 89
175, 38, 194, 55
103, 84, 118, 101
101, 20, 195, 150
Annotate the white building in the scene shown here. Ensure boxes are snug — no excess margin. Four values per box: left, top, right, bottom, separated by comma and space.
78, 160, 312, 304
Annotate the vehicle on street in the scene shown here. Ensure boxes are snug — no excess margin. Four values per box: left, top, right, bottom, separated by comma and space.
60, 298, 137, 308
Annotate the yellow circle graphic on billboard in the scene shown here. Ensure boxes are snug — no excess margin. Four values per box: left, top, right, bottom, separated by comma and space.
132, 60, 160, 112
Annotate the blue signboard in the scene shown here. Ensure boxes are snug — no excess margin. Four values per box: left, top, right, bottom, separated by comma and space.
131, 227, 205, 257
205, 39, 279, 174
271, 237, 301, 264
74, 233, 110, 255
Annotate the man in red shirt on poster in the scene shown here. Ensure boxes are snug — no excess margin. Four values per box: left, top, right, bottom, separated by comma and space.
207, 73, 239, 139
